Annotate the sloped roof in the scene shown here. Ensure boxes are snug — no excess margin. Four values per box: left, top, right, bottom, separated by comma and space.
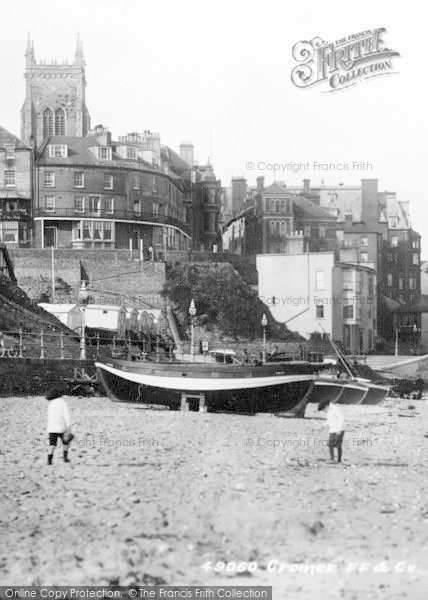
263, 182, 289, 195
0, 126, 28, 149
37, 135, 123, 165
293, 194, 336, 219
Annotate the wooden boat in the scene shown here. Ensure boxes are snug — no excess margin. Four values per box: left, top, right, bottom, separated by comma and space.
95, 356, 317, 414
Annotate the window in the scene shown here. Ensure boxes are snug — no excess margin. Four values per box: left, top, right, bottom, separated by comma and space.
412, 240, 419, 249
390, 216, 398, 228
269, 221, 275, 234
4, 144, 15, 159
44, 171, 55, 187
355, 272, 362, 293
55, 108, 66, 135
43, 108, 54, 138
280, 222, 286, 235
387, 273, 393, 286
98, 147, 112, 160
152, 177, 158, 193
343, 270, 353, 291
0, 222, 18, 244
360, 252, 368, 263
316, 304, 324, 319
133, 200, 141, 215
153, 203, 159, 216
343, 304, 354, 319
319, 226, 326, 238
368, 276, 374, 296
304, 226, 311, 237
398, 277, 403, 290
74, 196, 84, 213
281, 200, 285, 212
413, 253, 419, 266
390, 236, 398, 247
104, 174, 113, 190
88, 196, 100, 215
72, 224, 81, 241
48, 144, 67, 158
275, 201, 280, 213
127, 146, 137, 159
74, 172, 84, 188
4, 171, 15, 187
45, 195, 55, 212
104, 222, 112, 240
93, 221, 103, 240
315, 271, 325, 291
133, 175, 140, 190
361, 236, 368, 246
409, 277, 416, 290
104, 198, 114, 214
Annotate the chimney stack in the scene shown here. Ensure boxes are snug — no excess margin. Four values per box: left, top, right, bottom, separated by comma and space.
179, 141, 194, 167
303, 179, 310, 195
361, 179, 379, 226
256, 176, 265, 193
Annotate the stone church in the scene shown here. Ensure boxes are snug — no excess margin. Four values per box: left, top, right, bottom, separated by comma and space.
20, 34, 91, 147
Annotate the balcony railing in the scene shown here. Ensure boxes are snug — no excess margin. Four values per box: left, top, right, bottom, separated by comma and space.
33, 208, 190, 236
0, 210, 31, 221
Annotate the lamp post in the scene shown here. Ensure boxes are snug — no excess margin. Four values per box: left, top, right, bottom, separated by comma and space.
261, 313, 268, 364
78, 281, 89, 360
154, 316, 159, 361
189, 298, 196, 361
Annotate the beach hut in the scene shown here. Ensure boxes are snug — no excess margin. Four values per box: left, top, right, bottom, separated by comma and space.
38, 303, 82, 332
124, 307, 138, 336
84, 305, 126, 338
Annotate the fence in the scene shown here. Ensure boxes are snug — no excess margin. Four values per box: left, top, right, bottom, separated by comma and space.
0, 329, 174, 361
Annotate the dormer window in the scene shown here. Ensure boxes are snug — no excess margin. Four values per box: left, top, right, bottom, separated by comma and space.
127, 146, 137, 159
4, 145, 15, 159
389, 215, 399, 228
48, 144, 67, 158
98, 147, 112, 160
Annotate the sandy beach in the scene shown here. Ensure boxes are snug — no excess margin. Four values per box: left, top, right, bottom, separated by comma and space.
1, 395, 427, 599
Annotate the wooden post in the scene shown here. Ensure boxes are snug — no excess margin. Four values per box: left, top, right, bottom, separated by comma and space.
40, 330, 44, 359
199, 393, 206, 413
19, 328, 23, 359
60, 332, 64, 360
180, 393, 189, 412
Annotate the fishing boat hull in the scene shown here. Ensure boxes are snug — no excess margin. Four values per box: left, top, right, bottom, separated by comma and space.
308, 378, 390, 410
95, 358, 315, 414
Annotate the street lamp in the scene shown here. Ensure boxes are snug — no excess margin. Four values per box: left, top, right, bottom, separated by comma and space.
154, 316, 159, 361
261, 313, 268, 364
189, 298, 196, 361
78, 281, 89, 360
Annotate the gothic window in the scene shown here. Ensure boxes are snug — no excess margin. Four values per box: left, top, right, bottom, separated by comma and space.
55, 108, 66, 135
43, 109, 54, 138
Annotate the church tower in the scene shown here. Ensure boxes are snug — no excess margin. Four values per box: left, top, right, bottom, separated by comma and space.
21, 34, 91, 147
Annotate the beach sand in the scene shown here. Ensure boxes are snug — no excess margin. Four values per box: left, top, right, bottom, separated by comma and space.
1, 395, 427, 599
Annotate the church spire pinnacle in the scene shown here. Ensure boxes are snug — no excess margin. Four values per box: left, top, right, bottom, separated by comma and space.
75, 33, 85, 65
25, 32, 35, 65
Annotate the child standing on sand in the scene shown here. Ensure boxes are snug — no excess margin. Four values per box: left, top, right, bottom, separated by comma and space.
319, 402, 345, 463
46, 387, 72, 465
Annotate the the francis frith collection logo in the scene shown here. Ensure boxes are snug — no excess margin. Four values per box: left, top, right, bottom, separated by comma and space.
291, 28, 400, 92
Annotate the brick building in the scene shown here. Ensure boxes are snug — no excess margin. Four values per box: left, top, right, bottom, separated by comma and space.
33, 127, 190, 252
0, 126, 32, 247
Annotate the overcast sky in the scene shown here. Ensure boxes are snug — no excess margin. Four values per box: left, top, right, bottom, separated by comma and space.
1, 0, 427, 253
